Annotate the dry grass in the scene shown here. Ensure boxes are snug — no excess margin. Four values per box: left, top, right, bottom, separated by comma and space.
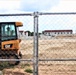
20, 38, 76, 75
3, 37, 76, 75
20, 38, 76, 59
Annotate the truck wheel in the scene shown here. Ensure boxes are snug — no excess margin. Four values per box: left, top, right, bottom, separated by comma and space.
8, 54, 20, 66
0, 55, 2, 64
19, 51, 22, 58
1, 55, 8, 66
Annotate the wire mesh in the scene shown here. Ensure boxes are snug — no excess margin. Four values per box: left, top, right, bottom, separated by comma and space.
0, 12, 76, 75
39, 61, 76, 75
39, 14, 76, 59
0, 15, 34, 60
38, 13, 76, 75
0, 14, 34, 75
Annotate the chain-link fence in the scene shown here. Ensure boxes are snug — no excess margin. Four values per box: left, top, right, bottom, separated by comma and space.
0, 12, 76, 75
38, 12, 76, 75
0, 13, 34, 75
39, 12, 76, 59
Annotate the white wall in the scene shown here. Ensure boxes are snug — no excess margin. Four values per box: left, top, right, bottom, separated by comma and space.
43, 31, 72, 36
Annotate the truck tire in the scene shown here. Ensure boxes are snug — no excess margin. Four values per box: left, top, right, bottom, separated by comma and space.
8, 54, 20, 66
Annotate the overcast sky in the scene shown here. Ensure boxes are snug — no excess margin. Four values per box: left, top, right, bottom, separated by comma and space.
0, 0, 76, 13
0, 0, 76, 32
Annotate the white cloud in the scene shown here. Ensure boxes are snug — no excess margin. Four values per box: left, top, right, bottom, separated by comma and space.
0, 0, 76, 13
20, 0, 60, 11
0, 0, 60, 13
0, 0, 76, 32
50, 0, 76, 12
0, 0, 21, 12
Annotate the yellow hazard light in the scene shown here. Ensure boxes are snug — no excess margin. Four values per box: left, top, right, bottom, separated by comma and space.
15, 22, 23, 27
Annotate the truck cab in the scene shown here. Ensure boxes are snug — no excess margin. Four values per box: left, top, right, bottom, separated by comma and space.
0, 22, 23, 65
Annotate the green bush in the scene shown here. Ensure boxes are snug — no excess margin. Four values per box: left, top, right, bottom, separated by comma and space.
25, 68, 33, 73
21, 63, 30, 68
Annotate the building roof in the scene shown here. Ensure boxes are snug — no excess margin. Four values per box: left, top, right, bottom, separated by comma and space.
43, 30, 72, 32
19, 31, 23, 32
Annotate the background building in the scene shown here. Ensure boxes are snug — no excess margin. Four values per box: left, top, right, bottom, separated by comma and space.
42, 30, 73, 37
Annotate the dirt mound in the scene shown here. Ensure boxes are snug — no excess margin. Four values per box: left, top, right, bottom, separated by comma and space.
3, 69, 31, 75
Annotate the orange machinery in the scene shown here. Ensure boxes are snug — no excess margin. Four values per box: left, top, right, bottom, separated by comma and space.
0, 22, 23, 65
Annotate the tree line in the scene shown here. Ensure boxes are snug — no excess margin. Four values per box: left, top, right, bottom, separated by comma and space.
26, 31, 41, 36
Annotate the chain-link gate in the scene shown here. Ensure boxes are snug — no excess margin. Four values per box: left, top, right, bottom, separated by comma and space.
38, 12, 76, 75
0, 12, 76, 75
0, 13, 34, 75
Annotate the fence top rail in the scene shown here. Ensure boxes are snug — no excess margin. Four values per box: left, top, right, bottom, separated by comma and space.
0, 12, 76, 16
39, 12, 76, 15
0, 13, 33, 16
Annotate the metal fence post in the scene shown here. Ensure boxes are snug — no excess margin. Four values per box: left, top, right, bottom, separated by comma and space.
33, 12, 39, 75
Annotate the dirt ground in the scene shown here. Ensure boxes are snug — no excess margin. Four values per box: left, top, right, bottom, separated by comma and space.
2, 37, 76, 75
